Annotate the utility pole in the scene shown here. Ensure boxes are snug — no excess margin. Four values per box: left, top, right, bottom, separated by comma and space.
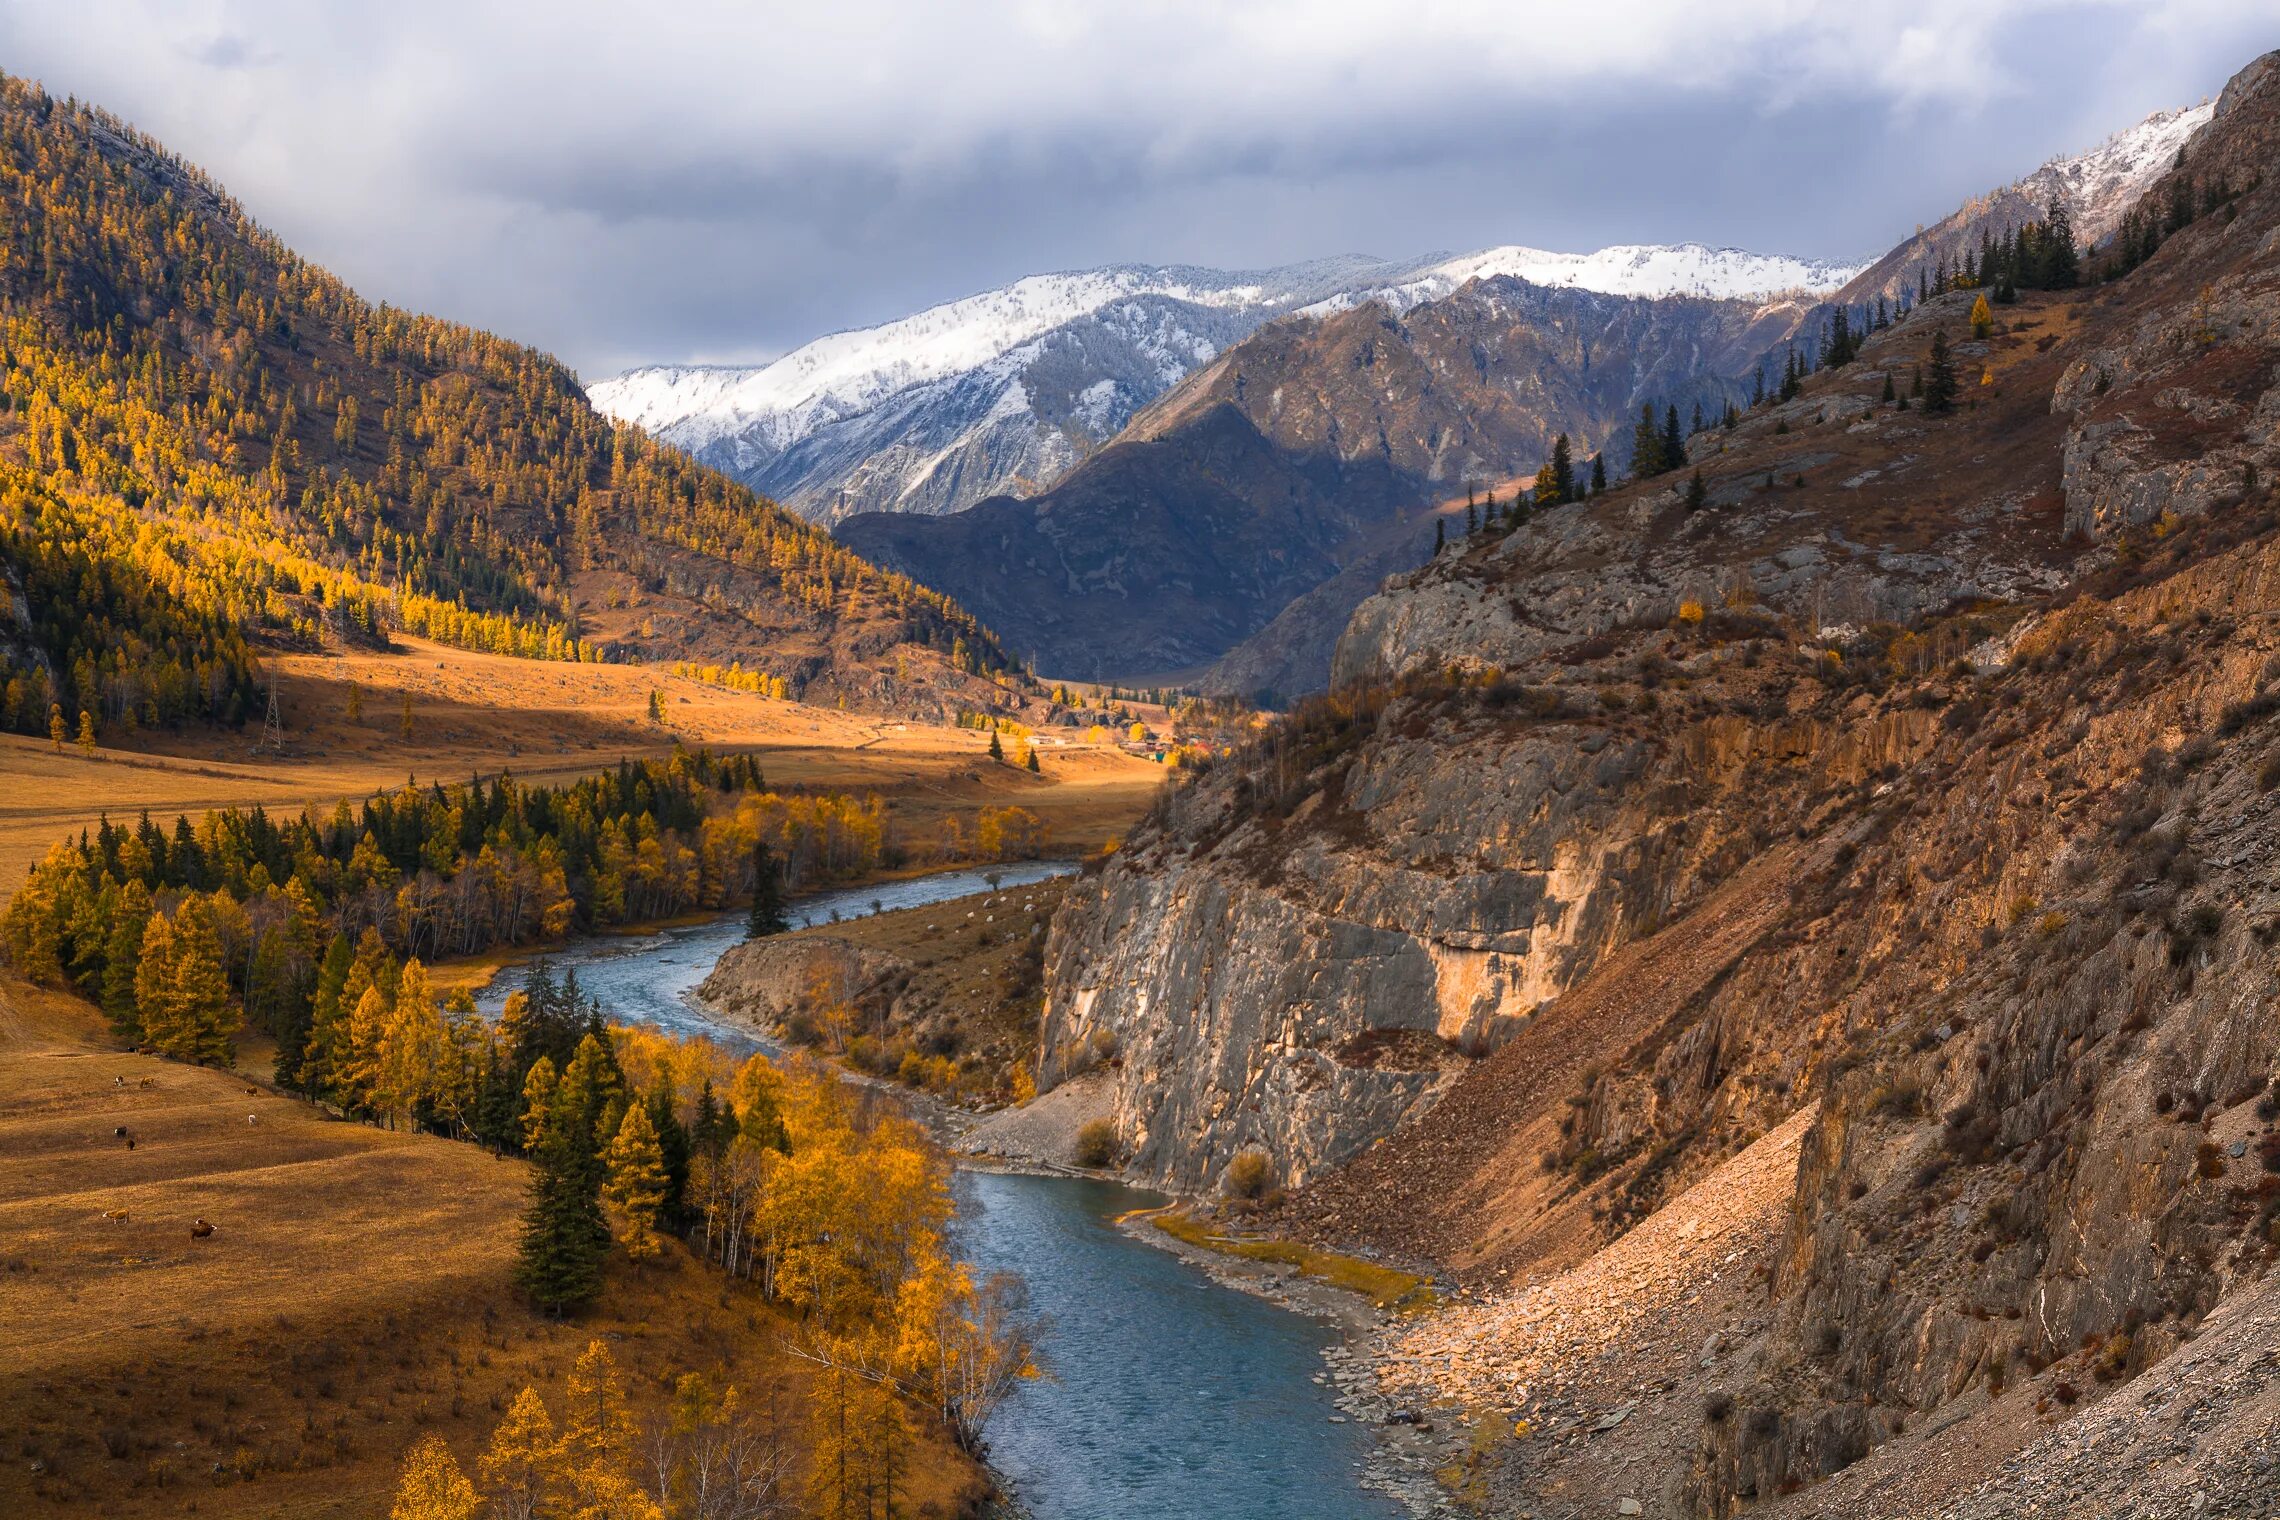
252, 676, 284, 756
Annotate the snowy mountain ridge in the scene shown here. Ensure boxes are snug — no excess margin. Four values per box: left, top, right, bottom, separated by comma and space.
2021, 101, 2214, 243
587, 243, 1856, 522
587, 101, 2206, 524
1303, 243, 1867, 316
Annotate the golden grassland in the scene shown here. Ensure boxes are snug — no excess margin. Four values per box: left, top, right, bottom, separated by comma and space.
0, 634, 1166, 904
0, 974, 984, 1519
1147, 1208, 1437, 1314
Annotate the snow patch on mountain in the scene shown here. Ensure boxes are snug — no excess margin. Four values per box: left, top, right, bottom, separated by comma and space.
1304, 243, 1867, 316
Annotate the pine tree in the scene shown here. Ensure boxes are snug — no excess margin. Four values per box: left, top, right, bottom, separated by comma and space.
1923, 329, 1959, 414
1661, 406, 1685, 474
1685, 471, 1708, 511
1589, 454, 1607, 495
746, 839, 788, 938
1433, 518, 1447, 555
1881, 371, 1896, 404
1550, 433, 1575, 502
987, 727, 1005, 762
1465, 500, 1478, 535
1025, 745, 1041, 774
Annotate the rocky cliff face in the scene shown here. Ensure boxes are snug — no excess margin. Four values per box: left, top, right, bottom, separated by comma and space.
1038, 48, 2280, 1517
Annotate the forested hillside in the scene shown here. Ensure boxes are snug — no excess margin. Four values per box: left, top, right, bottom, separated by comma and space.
0, 75, 1017, 741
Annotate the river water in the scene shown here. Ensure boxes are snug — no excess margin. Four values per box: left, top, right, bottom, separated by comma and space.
478, 863, 1402, 1520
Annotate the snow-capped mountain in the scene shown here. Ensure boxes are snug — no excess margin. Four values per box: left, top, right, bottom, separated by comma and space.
1837, 101, 2215, 305
2020, 102, 2215, 245
1303, 243, 1866, 316
588, 244, 1859, 524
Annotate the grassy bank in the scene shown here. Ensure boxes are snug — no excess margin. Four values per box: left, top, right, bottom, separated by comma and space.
1147, 1208, 1437, 1313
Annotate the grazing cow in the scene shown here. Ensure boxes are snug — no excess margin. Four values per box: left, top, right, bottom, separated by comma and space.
114, 1126, 128, 1137
113, 1076, 124, 1087
138, 1077, 155, 1089
125, 1138, 135, 1151
247, 1114, 258, 1126
190, 1219, 215, 1240
101, 1208, 129, 1223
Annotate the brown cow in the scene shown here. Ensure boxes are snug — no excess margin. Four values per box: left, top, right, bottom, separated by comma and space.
190, 1219, 215, 1240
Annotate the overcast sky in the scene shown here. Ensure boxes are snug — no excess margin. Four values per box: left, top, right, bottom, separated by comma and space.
3, 2, 2271, 377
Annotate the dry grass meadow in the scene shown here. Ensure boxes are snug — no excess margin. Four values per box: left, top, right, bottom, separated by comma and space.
0, 975, 985, 1518
0, 635, 1165, 902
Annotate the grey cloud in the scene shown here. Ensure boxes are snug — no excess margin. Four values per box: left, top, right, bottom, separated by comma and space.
1, 1, 2271, 376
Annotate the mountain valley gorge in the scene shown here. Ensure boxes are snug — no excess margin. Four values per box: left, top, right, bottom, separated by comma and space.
2, 22, 2276, 1520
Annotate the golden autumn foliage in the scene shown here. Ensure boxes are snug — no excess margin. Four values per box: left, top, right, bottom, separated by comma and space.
0, 74, 1017, 746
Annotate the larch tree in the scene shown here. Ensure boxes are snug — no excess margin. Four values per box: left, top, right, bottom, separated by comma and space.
519, 1055, 560, 1152
478, 1387, 559, 1520
388, 1434, 481, 1520
603, 1101, 670, 1263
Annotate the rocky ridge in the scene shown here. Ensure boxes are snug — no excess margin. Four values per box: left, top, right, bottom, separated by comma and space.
1039, 48, 2280, 1517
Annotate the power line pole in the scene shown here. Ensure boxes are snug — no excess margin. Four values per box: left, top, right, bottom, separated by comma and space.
252, 676, 284, 756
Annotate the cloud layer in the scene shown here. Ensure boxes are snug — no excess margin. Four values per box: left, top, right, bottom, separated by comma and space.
3, 1, 2268, 374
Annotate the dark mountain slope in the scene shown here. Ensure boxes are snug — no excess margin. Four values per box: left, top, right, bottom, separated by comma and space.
840, 281, 1810, 686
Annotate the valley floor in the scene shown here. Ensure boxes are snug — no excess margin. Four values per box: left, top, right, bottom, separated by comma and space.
0, 634, 1162, 899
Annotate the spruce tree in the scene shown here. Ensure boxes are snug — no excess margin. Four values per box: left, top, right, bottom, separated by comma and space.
2040, 196, 2079, 289
987, 727, 1005, 762
746, 839, 788, 939
1685, 471, 1709, 511
1551, 434, 1574, 503
1923, 329, 1959, 414
515, 1037, 615, 1316
1630, 404, 1662, 480
98, 880, 150, 1041
647, 1083, 691, 1226
1025, 746, 1041, 774
1661, 407, 1685, 474
1589, 454, 1607, 495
